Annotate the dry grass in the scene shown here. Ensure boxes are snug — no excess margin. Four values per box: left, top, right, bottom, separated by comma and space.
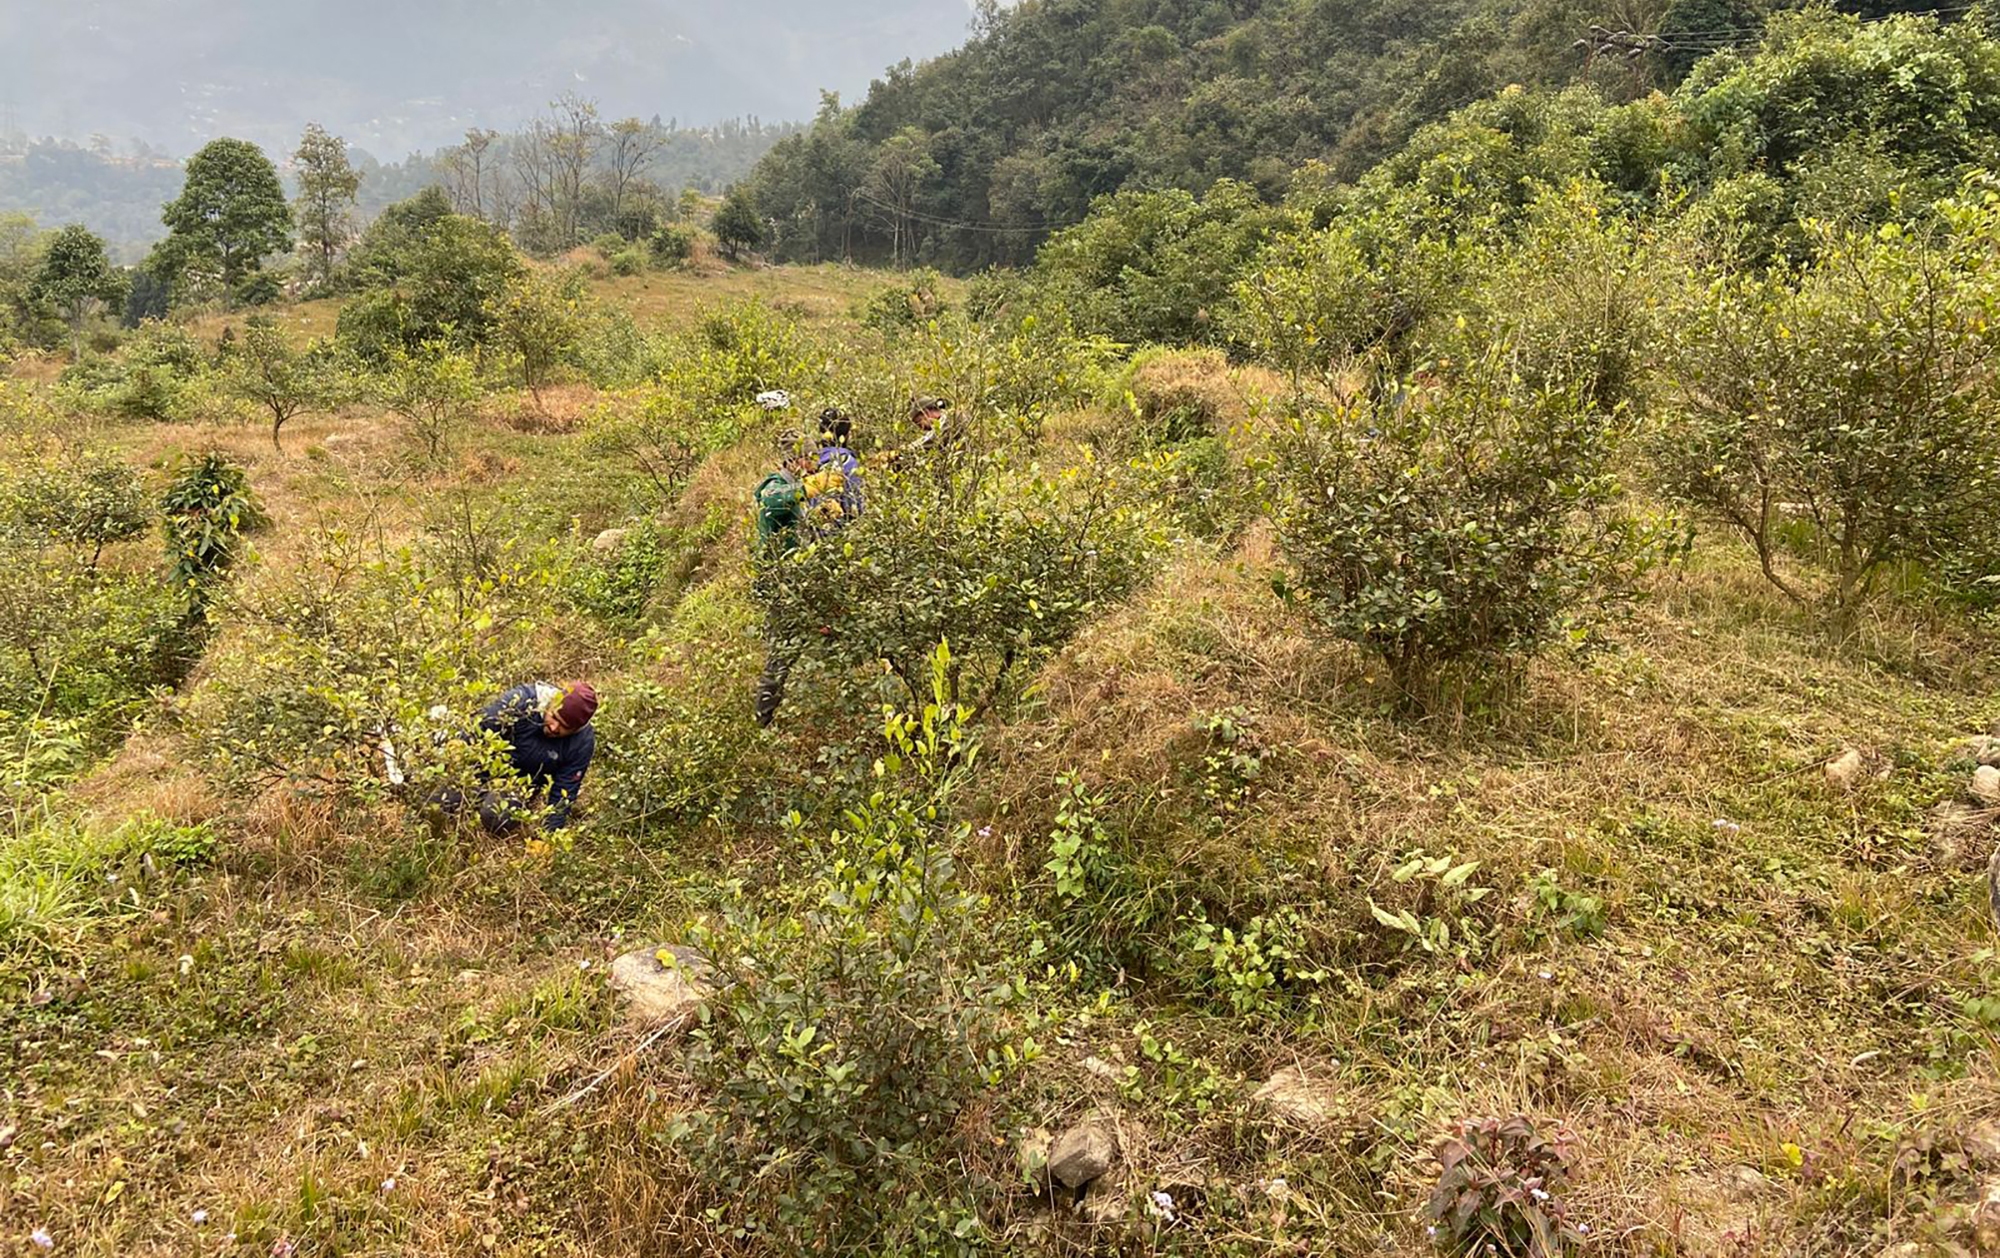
6, 270, 2000, 1257
973, 525, 2000, 1254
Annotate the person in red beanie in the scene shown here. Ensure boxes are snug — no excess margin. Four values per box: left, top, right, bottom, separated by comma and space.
459, 680, 599, 833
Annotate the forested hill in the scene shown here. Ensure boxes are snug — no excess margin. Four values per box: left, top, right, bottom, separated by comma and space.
743, 0, 1958, 270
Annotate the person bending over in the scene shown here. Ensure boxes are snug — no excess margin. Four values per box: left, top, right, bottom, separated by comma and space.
434, 680, 599, 834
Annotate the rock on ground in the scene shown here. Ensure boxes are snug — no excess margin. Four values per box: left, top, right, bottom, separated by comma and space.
1952, 736, 2000, 770
1720, 1164, 1772, 1203
591, 527, 630, 553
1971, 765, 2000, 807
1252, 1066, 1342, 1129
1826, 748, 1867, 791
607, 944, 714, 1024
1077, 1168, 1131, 1226
1049, 1120, 1118, 1190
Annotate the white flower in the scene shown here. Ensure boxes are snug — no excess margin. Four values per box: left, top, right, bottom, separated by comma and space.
191, 1209, 209, 1224
1578, 1223, 1591, 1235
31, 1228, 53, 1250
1712, 818, 1741, 834
1538, 970, 1554, 981
578, 960, 591, 970
381, 1177, 397, 1193
1530, 1187, 1550, 1202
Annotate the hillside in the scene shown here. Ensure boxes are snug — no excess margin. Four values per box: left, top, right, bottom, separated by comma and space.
744, 0, 1980, 269
4, 9, 2000, 1258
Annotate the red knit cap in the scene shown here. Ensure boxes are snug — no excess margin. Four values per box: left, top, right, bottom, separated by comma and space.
556, 682, 598, 729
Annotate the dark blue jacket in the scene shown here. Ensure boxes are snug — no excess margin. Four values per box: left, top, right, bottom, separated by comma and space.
479, 682, 596, 829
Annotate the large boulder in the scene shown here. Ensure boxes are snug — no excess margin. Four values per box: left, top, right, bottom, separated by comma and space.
1049, 1120, 1118, 1190
591, 527, 630, 554
607, 944, 714, 1025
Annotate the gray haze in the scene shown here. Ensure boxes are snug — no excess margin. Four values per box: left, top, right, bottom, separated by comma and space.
0, 0, 978, 156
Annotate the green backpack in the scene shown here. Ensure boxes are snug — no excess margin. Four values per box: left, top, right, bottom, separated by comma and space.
753, 470, 805, 554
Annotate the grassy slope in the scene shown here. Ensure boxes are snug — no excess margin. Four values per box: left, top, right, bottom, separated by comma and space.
2, 271, 1998, 1257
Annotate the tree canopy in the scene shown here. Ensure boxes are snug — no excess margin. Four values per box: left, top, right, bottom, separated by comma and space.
153, 138, 293, 299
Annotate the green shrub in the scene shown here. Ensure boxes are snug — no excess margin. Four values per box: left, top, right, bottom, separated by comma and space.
1226, 208, 1480, 392
335, 212, 525, 363
609, 247, 645, 277
224, 319, 355, 451
0, 546, 190, 735
860, 268, 951, 332
673, 654, 1009, 1255
1031, 179, 1289, 345
590, 232, 628, 257
0, 447, 189, 733
1178, 905, 1326, 1017
61, 320, 209, 422
1265, 359, 1666, 700
161, 452, 265, 599
185, 515, 557, 800
1656, 196, 2000, 625
761, 445, 1156, 719
486, 268, 591, 402
567, 515, 713, 624
0, 447, 150, 568
380, 340, 483, 467
1128, 436, 1244, 542
591, 586, 765, 830
649, 222, 698, 267
1463, 183, 1652, 417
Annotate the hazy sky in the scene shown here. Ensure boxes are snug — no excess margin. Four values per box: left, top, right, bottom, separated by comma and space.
0, 0, 978, 156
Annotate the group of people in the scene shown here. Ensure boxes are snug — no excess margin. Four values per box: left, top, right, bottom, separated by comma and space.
425, 394, 955, 836
750, 393, 954, 724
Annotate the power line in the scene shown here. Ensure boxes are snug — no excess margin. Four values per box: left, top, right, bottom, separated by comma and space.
851, 188, 1080, 234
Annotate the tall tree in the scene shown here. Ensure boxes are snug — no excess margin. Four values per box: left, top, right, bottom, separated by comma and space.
439, 127, 501, 222
866, 129, 940, 268
548, 94, 601, 249
158, 138, 293, 299
30, 224, 127, 353
604, 117, 664, 220
292, 123, 361, 287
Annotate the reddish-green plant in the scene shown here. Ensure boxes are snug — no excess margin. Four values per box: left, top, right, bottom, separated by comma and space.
1425, 1115, 1584, 1256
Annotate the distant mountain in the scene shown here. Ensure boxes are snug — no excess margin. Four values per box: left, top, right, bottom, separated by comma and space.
0, 115, 800, 258
0, 0, 977, 156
